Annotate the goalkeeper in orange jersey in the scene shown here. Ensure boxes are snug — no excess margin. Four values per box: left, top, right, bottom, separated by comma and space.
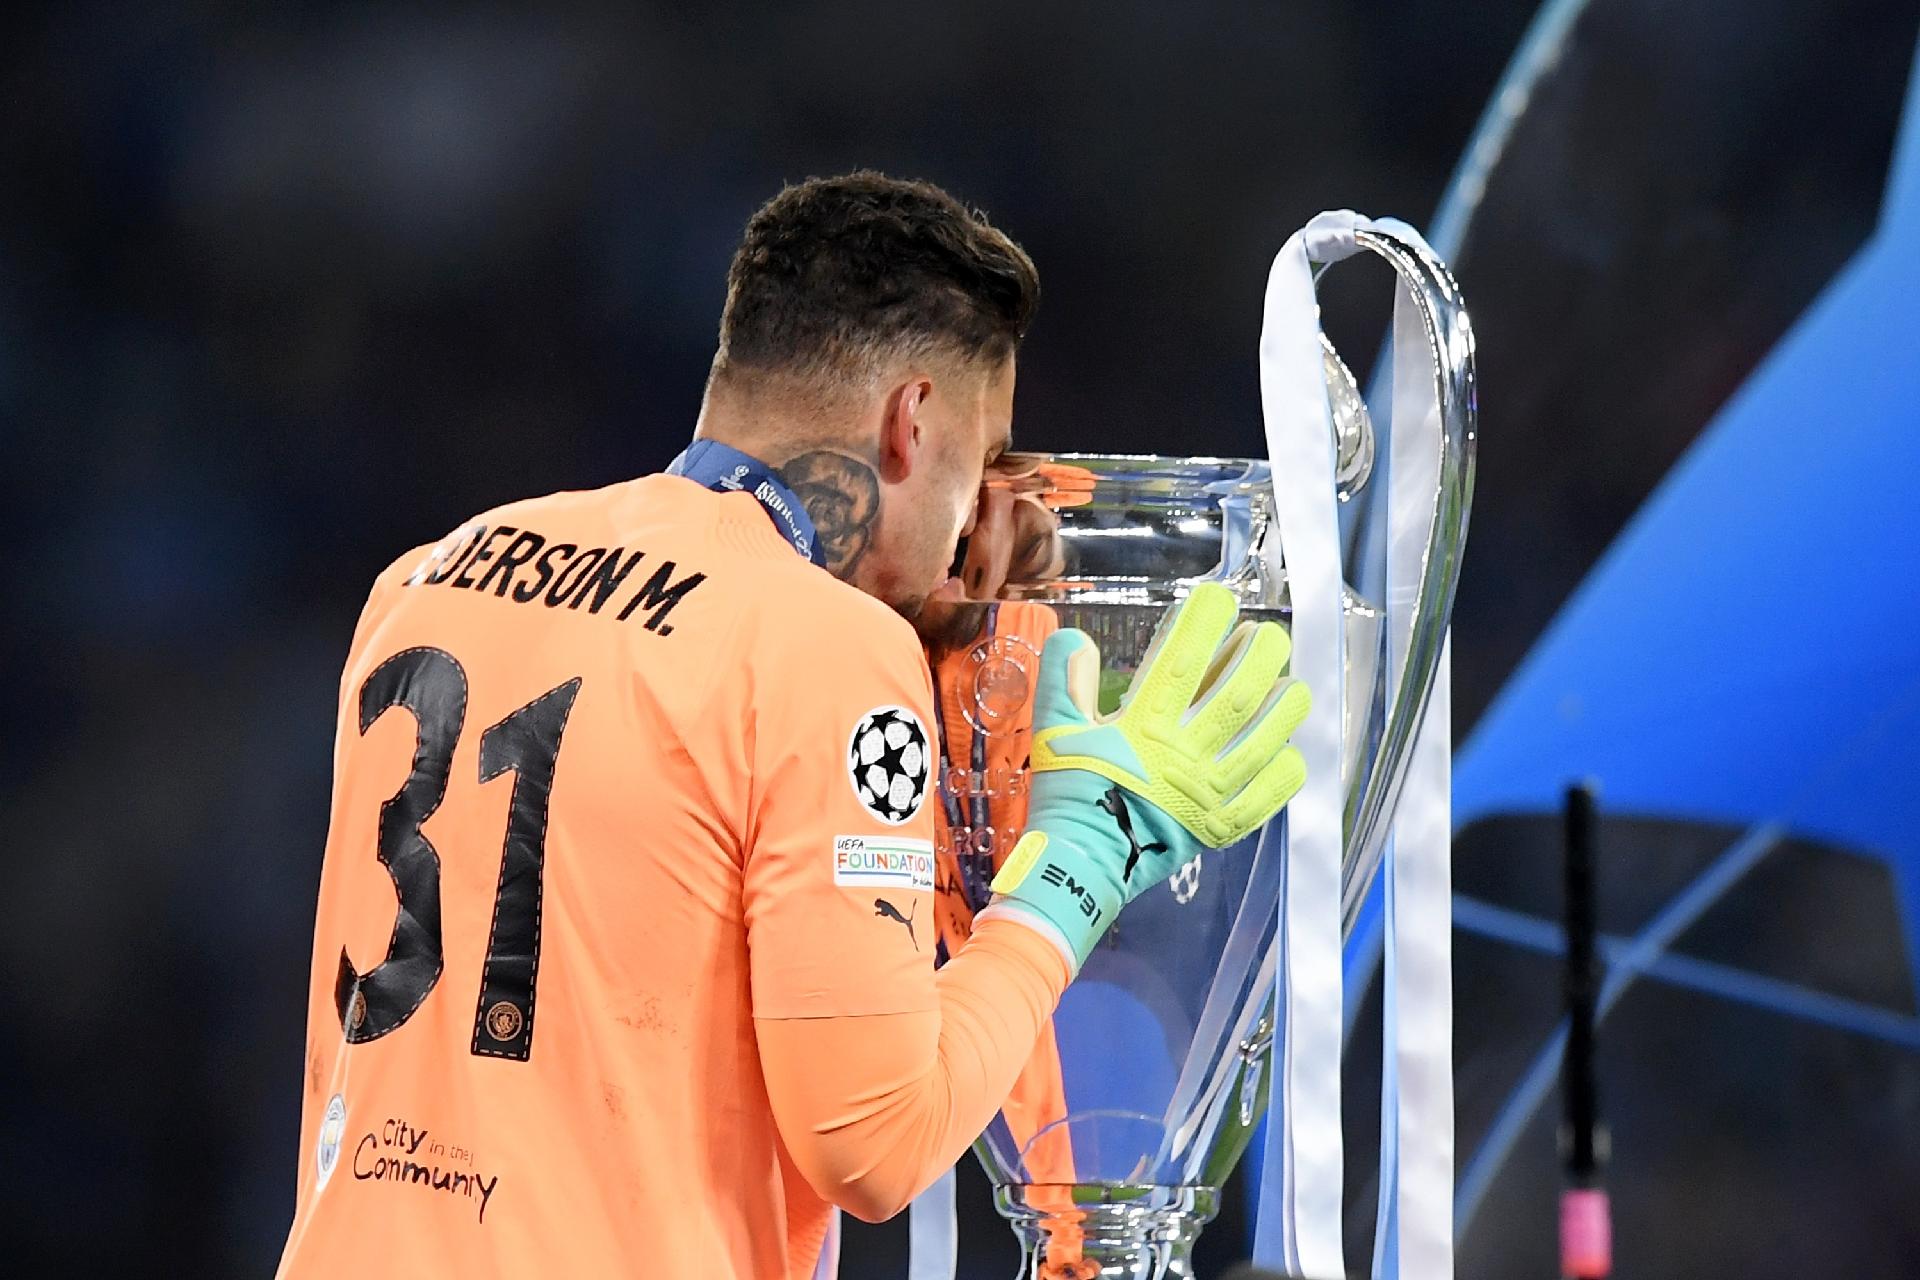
276, 170, 1310, 1279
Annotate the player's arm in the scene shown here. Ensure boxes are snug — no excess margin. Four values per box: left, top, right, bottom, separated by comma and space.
745, 603, 1073, 1222
750, 585, 1310, 1222
753, 920, 1069, 1222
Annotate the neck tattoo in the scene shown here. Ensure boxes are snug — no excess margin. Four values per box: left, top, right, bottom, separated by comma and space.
774, 451, 882, 580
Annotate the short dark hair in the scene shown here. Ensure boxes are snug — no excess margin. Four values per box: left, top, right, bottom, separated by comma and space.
713, 171, 1039, 388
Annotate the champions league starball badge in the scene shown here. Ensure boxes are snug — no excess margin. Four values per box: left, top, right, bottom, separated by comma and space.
848, 706, 931, 824
959, 633, 1038, 736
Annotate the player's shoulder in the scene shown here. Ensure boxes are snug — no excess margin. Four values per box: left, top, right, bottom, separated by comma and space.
741, 569, 934, 774
771, 556, 912, 625
749, 559, 924, 668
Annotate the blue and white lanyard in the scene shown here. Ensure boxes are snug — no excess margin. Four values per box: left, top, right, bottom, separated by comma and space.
666, 439, 826, 568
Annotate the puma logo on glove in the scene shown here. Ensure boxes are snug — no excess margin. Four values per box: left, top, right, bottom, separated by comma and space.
984, 582, 1312, 970
1098, 785, 1168, 884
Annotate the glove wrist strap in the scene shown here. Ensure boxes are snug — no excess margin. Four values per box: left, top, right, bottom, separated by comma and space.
988, 830, 1125, 968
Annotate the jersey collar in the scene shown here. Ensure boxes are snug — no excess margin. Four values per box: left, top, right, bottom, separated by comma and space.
666, 440, 826, 568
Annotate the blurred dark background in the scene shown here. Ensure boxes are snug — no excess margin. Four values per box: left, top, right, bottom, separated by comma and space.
4, 1, 1916, 1276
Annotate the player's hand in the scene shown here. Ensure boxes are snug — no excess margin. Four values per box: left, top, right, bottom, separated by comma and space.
986, 582, 1310, 968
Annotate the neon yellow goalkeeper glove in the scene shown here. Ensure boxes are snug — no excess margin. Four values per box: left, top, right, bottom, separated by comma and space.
987, 582, 1311, 968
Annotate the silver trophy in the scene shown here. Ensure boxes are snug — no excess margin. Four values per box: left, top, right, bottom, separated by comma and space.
926, 222, 1476, 1277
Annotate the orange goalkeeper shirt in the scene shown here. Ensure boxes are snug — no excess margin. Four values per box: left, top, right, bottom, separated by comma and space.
276, 473, 1070, 1280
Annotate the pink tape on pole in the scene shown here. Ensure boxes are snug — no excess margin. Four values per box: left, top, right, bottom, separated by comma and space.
1559, 1188, 1613, 1278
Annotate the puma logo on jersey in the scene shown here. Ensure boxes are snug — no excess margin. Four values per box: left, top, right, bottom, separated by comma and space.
873, 897, 918, 950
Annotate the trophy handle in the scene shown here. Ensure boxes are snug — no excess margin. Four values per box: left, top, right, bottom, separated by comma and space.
1337, 224, 1479, 935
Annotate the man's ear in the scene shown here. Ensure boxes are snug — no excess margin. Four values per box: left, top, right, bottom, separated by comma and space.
878, 377, 932, 484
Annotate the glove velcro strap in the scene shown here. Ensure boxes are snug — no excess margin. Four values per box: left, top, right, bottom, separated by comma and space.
989, 830, 1052, 896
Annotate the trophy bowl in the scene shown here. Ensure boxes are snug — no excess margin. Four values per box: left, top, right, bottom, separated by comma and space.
925, 223, 1474, 1279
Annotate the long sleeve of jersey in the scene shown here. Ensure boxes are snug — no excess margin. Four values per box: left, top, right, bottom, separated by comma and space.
755, 917, 1068, 1221
740, 593, 1072, 1222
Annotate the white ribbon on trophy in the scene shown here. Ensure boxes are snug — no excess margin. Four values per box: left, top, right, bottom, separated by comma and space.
1253, 210, 1455, 1280
1375, 216, 1455, 1280
1253, 210, 1351, 1280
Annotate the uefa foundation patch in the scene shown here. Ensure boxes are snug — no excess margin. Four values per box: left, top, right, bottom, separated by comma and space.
316, 1093, 347, 1190
833, 834, 936, 891
847, 705, 931, 824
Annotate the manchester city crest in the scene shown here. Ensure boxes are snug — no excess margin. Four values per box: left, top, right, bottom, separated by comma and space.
316, 1093, 347, 1190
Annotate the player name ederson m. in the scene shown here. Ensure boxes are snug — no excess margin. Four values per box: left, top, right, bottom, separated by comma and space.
404, 519, 708, 634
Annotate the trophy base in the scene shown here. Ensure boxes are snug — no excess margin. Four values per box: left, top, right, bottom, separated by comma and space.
994, 1183, 1219, 1279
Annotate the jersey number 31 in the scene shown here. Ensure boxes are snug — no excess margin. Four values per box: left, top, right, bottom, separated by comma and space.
335, 647, 582, 1063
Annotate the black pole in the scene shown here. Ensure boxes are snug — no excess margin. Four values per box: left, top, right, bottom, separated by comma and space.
1559, 782, 1611, 1278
